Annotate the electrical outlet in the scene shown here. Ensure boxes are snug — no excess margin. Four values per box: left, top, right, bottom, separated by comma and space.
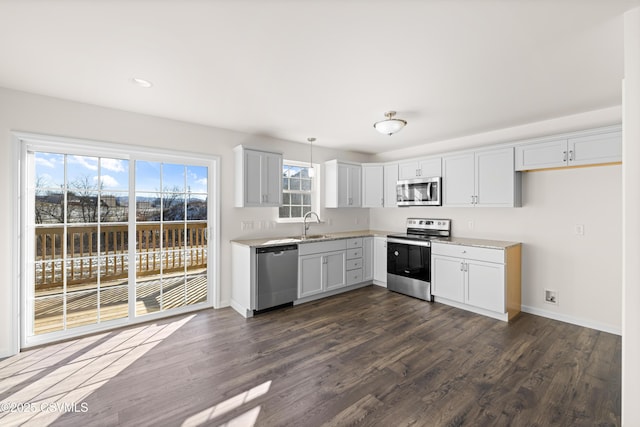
241, 221, 254, 231
574, 224, 584, 236
544, 289, 558, 305
468, 220, 474, 230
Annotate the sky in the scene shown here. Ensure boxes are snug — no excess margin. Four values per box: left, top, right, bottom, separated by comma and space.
34, 152, 208, 195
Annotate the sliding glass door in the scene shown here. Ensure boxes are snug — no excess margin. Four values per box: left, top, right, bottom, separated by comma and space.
23, 137, 216, 345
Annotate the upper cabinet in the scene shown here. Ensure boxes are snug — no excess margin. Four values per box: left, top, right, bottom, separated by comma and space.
398, 157, 442, 180
383, 163, 399, 208
362, 164, 384, 208
515, 128, 622, 171
325, 160, 362, 208
234, 146, 282, 207
443, 147, 521, 208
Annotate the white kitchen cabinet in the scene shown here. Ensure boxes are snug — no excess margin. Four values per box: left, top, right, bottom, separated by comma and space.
443, 147, 521, 208
362, 237, 374, 282
431, 241, 521, 322
362, 164, 384, 208
398, 157, 442, 180
515, 128, 622, 171
373, 237, 387, 285
383, 163, 399, 208
234, 145, 282, 207
299, 250, 346, 298
298, 239, 347, 299
431, 255, 465, 302
325, 160, 362, 208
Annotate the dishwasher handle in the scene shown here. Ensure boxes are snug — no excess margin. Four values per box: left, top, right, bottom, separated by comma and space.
256, 244, 298, 254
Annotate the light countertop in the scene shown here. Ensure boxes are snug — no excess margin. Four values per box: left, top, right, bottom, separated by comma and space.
231, 230, 520, 249
432, 237, 521, 249
231, 230, 393, 248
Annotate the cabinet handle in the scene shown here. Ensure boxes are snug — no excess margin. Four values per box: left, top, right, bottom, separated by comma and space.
460, 262, 464, 271
569, 150, 574, 161
563, 151, 567, 162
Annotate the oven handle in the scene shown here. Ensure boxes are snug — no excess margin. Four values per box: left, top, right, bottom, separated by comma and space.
387, 238, 432, 248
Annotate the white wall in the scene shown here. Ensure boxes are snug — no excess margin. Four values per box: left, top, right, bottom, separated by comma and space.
0, 87, 371, 357
622, 7, 640, 426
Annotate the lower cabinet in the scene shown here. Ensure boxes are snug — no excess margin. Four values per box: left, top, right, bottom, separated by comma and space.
297, 237, 375, 301
373, 237, 387, 284
299, 250, 346, 298
431, 242, 521, 321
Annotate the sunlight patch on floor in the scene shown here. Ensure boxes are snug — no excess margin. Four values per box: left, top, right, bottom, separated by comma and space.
0, 314, 194, 426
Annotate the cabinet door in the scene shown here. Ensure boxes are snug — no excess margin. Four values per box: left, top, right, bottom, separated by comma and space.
475, 147, 517, 207
244, 150, 264, 206
299, 254, 324, 298
362, 165, 384, 208
349, 165, 362, 207
398, 161, 420, 179
514, 138, 567, 171
325, 251, 347, 291
373, 237, 387, 283
383, 163, 398, 208
419, 158, 442, 177
431, 255, 465, 302
337, 163, 351, 207
442, 153, 475, 207
262, 152, 282, 206
568, 131, 622, 166
465, 260, 505, 313
362, 237, 374, 281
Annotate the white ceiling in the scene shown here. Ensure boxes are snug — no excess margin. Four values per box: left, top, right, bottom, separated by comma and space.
1, 0, 638, 154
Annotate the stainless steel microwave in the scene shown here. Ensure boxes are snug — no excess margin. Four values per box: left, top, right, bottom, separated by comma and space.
396, 177, 442, 206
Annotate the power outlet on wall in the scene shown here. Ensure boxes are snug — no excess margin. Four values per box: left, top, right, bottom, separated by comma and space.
544, 289, 558, 305
468, 220, 474, 230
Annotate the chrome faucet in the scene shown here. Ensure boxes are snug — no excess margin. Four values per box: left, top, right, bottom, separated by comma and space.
303, 211, 321, 238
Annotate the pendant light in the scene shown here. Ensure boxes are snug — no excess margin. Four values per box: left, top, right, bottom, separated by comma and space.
373, 111, 407, 135
307, 137, 316, 177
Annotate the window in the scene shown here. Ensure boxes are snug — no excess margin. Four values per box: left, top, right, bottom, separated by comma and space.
279, 161, 315, 220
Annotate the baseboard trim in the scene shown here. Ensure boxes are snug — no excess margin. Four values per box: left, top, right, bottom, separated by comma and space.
521, 305, 621, 336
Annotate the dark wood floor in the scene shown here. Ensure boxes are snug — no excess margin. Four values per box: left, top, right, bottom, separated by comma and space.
0, 285, 620, 426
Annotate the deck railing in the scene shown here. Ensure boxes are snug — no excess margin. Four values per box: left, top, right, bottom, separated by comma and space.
35, 222, 207, 292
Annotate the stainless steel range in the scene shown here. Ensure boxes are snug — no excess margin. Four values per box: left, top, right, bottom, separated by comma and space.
387, 218, 451, 301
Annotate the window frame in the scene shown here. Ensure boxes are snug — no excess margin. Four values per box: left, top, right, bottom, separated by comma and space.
277, 160, 319, 223
14, 131, 220, 349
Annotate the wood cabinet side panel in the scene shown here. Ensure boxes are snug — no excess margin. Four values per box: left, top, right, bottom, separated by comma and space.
506, 244, 522, 321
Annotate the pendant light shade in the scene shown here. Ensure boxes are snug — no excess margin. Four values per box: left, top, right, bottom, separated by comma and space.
374, 111, 407, 135
307, 137, 316, 177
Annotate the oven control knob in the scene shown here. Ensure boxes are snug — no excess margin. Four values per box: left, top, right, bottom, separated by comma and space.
394, 251, 399, 256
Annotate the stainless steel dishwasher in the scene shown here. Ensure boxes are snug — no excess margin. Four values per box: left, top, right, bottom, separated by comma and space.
255, 244, 299, 311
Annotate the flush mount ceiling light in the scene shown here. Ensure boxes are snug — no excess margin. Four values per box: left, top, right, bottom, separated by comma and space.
131, 77, 153, 88
373, 111, 407, 135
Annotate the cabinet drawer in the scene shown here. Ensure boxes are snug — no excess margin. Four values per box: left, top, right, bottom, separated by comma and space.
346, 248, 362, 259
346, 238, 363, 249
432, 243, 504, 264
299, 239, 347, 255
346, 258, 362, 270
346, 268, 363, 285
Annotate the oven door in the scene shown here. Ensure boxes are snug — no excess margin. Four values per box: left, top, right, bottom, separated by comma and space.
387, 238, 432, 300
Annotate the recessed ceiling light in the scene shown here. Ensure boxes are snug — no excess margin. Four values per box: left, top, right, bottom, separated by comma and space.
131, 78, 153, 88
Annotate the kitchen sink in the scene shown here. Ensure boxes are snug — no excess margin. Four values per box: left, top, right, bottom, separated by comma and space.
289, 234, 332, 241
